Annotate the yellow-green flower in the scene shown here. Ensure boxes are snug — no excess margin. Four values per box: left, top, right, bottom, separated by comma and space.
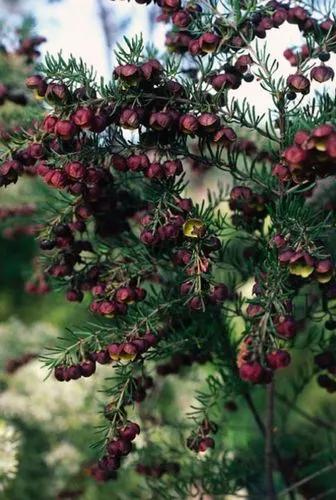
183, 218, 206, 239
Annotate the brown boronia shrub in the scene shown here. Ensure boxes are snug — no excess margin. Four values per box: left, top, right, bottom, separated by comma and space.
2, 0, 336, 497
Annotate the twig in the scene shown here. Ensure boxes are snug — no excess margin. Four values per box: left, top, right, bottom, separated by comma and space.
244, 393, 296, 500
265, 381, 277, 500
279, 462, 336, 497
275, 391, 336, 433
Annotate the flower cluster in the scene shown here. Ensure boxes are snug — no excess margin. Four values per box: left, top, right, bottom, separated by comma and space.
238, 336, 291, 384
273, 234, 334, 283
54, 330, 160, 382
162, 1, 336, 61
186, 418, 217, 453
229, 186, 267, 228
278, 125, 336, 184
107, 330, 161, 362
89, 421, 140, 482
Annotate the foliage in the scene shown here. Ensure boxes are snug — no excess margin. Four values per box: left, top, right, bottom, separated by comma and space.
3, 0, 336, 498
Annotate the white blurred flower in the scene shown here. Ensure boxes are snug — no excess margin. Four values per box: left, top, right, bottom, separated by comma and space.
0, 420, 20, 492
45, 441, 82, 490
0, 318, 58, 367
45, 441, 81, 471
0, 358, 109, 432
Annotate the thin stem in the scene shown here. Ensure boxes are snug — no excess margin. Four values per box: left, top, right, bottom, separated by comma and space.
96, 0, 113, 72
244, 393, 296, 500
279, 462, 336, 497
265, 381, 277, 500
275, 391, 336, 434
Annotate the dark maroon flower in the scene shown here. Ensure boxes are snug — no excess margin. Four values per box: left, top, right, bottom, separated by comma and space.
140, 59, 163, 81
212, 127, 237, 144
272, 7, 287, 26
266, 350, 291, 370
140, 229, 160, 245
72, 107, 94, 127
54, 366, 65, 381
283, 145, 307, 165
235, 54, 254, 72
145, 162, 164, 179
26, 74, 44, 89
143, 331, 159, 346
0, 160, 23, 186
127, 154, 149, 172
239, 362, 265, 383
172, 10, 191, 28
54, 120, 77, 140
118, 422, 140, 441
68, 365, 82, 380
160, 0, 181, 13
149, 111, 173, 131
198, 437, 215, 452
98, 301, 118, 316
188, 296, 203, 311
66, 289, 84, 302
64, 161, 86, 179
272, 163, 290, 182
114, 64, 140, 84
90, 114, 108, 133
80, 359, 96, 377
119, 109, 140, 129
45, 83, 70, 104
42, 115, 58, 134
163, 159, 183, 177
99, 455, 121, 471
179, 114, 199, 135
274, 315, 297, 338
115, 286, 135, 303
112, 154, 128, 172
96, 349, 111, 364
287, 74, 310, 95
198, 113, 220, 134
315, 351, 335, 369
188, 39, 202, 56
211, 73, 241, 90
310, 65, 334, 83
28, 143, 44, 159
199, 32, 220, 53
209, 284, 228, 303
